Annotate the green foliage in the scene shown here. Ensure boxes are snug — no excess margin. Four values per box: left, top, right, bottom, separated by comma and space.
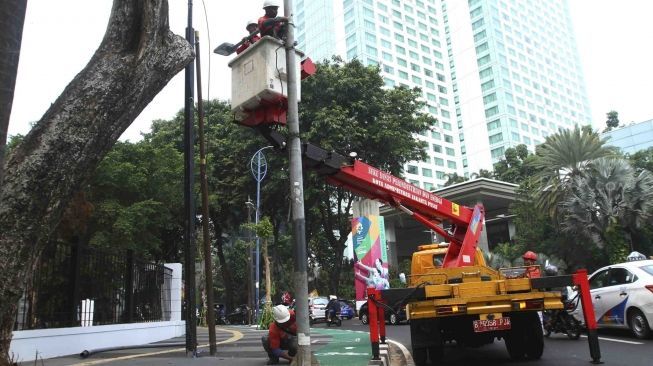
443, 172, 467, 186
493, 144, 538, 184
604, 223, 630, 264
628, 147, 653, 174
258, 302, 275, 330
604, 110, 620, 132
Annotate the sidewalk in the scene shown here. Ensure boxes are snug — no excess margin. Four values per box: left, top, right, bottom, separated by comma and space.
30, 326, 400, 366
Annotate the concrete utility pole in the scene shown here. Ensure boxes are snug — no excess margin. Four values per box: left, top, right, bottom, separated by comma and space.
283, 0, 311, 364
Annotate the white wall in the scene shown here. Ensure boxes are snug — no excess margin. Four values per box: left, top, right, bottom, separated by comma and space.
10, 263, 184, 362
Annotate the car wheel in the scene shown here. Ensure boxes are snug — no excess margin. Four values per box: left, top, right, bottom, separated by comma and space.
628, 308, 652, 339
389, 313, 398, 325
360, 313, 369, 325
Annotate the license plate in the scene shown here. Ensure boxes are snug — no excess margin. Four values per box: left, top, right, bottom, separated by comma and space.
473, 317, 511, 333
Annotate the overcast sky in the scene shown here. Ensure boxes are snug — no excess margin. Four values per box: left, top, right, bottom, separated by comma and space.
8, 0, 653, 142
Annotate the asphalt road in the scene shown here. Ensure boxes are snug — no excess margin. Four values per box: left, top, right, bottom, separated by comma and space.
312, 317, 653, 366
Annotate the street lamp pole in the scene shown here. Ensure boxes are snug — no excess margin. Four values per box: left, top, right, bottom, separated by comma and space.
250, 146, 273, 323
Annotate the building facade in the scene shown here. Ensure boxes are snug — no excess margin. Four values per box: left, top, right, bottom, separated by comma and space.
444, 0, 591, 174
294, 0, 462, 190
294, 0, 591, 180
602, 119, 653, 154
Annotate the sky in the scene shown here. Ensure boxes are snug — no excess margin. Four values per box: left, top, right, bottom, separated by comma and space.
8, 0, 653, 142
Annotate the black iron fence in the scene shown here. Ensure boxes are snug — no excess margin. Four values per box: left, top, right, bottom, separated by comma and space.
13, 242, 172, 331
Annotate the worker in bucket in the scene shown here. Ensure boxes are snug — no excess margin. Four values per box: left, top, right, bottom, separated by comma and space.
258, 0, 289, 39
236, 20, 261, 55
261, 305, 297, 365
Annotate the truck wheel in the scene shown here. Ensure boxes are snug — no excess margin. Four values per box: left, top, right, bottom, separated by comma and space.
505, 331, 525, 360
428, 343, 444, 363
412, 347, 427, 366
524, 312, 544, 360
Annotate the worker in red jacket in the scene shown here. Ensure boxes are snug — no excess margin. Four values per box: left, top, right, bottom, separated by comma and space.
523, 251, 541, 278
258, 0, 289, 39
261, 305, 297, 365
236, 20, 261, 55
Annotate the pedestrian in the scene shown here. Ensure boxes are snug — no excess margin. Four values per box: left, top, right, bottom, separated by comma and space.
258, 0, 289, 39
236, 20, 261, 55
261, 304, 297, 365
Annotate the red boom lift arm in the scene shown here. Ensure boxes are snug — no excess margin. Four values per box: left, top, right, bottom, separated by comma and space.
301, 143, 484, 268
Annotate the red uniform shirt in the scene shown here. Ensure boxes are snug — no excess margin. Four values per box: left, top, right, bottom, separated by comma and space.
268, 311, 297, 350
525, 265, 541, 279
236, 35, 261, 54
258, 15, 282, 38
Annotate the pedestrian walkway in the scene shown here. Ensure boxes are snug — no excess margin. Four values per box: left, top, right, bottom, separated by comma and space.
29, 326, 378, 366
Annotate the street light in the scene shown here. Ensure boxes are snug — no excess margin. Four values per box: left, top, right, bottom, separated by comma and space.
250, 145, 273, 322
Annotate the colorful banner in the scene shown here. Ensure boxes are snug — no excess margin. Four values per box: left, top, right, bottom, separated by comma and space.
352, 215, 389, 300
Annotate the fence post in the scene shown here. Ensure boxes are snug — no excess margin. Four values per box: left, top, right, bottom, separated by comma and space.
125, 250, 135, 323
70, 238, 82, 326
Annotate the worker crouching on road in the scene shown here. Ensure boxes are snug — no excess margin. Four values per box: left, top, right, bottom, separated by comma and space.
236, 20, 261, 55
262, 304, 297, 365
259, 0, 289, 39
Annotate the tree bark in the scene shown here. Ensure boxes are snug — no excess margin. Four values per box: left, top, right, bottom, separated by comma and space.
0, 0, 27, 186
0, 1, 193, 364
214, 228, 235, 311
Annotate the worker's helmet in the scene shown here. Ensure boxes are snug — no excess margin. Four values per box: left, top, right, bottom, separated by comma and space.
522, 251, 537, 261
272, 304, 290, 323
263, 0, 281, 8
329, 295, 337, 300
246, 20, 258, 29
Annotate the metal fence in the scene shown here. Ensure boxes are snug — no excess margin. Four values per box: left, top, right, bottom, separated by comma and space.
14, 242, 172, 331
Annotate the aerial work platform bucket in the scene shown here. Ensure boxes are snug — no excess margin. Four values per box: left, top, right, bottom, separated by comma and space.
228, 36, 303, 126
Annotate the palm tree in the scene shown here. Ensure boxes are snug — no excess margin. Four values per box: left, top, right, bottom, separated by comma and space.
530, 125, 616, 217
560, 157, 653, 253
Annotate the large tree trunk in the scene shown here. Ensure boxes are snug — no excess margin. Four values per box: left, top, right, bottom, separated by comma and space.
0, 1, 193, 363
214, 228, 235, 311
0, 0, 27, 186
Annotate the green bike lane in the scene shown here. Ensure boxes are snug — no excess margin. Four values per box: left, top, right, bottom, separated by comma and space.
311, 328, 372, 366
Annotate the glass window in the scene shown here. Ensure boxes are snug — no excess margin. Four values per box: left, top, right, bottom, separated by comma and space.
407, 165, 418, 174
435, 157, 444, 166
609, 268, 636, 286
422, 168, 433, 177
446, 147, 455, 156
489, 132, 503, 144
447, 160, 457, 169
590, 270, 610, 289
442, 122, 452, 131
487, 119, 500, 130
432, 144, 442, 153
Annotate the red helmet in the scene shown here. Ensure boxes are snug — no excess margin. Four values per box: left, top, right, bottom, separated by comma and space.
522, 251, 537, 261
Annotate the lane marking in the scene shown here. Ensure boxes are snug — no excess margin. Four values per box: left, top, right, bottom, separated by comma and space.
580, 335, 644, 345
69, 328, 243, 365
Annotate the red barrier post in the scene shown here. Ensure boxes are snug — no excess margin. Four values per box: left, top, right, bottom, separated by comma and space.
377, 297, 386, 344
573, 269, 602, 364
367, 288, 380, 360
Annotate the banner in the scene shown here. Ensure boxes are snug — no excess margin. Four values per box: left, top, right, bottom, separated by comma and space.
352, 215, 389, 300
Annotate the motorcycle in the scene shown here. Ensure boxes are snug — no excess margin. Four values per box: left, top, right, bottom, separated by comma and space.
325, 309, 342, 327
543, 289, 582, 339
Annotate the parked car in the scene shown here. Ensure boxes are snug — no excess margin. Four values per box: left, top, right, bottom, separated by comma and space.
572, 259, 653, 339
339, 300, 355, 319
358, 301, 406, 325
308, 297, 329, 324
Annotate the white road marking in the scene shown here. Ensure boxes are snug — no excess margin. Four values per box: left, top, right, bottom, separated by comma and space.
580, 335, 644, 345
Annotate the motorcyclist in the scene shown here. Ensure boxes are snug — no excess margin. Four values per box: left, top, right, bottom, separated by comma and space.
325, 295, 341, 323
522, 251, 541, 278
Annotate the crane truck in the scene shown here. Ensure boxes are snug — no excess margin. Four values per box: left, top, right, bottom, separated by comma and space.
223, 35, 601, 365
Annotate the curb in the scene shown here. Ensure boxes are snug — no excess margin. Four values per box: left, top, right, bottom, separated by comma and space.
366, 339, 414, 366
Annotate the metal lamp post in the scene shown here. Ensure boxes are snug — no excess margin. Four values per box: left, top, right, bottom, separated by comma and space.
250, 146, 273, 322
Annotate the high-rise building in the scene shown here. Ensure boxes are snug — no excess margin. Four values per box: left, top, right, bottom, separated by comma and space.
294, 0, 591, 183
443, 0, 591, 174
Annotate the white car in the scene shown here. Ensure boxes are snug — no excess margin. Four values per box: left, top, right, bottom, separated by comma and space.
574, 259, 653, 339
308, 297, 329, 324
